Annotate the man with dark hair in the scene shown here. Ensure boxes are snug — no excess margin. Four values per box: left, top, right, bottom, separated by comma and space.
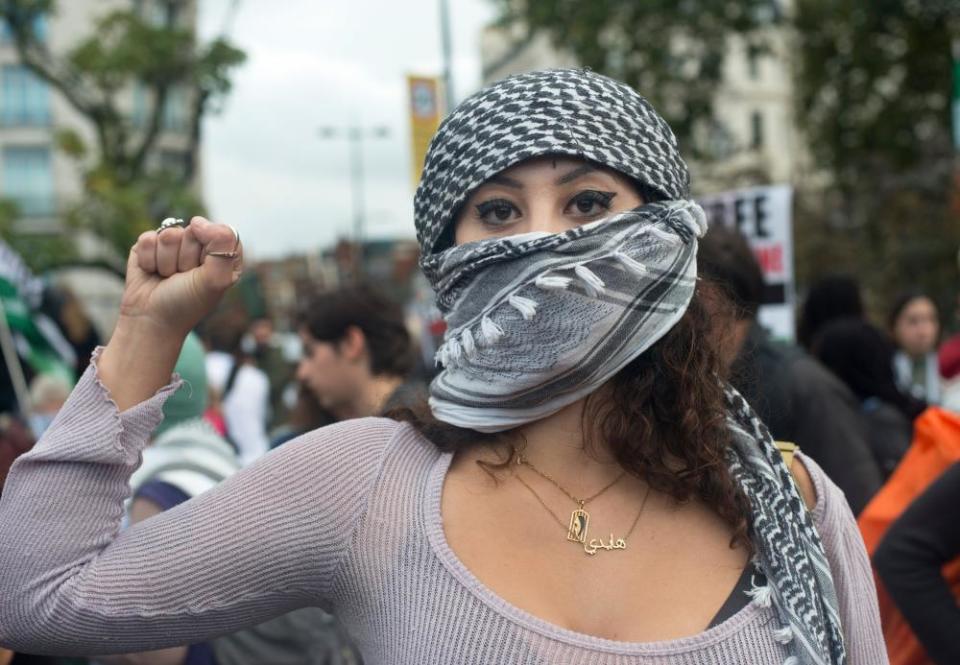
698, 224, 883, 515
296, 286, 419, 420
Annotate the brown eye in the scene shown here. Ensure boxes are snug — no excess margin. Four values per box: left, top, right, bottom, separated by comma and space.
493, 203, 513, 220
475, 199, 520, 226
567, 190, 616, 217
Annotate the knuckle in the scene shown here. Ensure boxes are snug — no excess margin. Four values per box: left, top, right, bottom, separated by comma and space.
158, 229, 183, 245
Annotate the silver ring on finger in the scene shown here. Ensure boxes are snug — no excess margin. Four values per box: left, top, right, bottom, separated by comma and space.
207, 224, 241, 259
157, 217, 189, 234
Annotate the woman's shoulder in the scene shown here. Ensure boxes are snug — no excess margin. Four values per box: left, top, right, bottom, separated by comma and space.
794, 452, 860, 540
251, 418, 441, 531
794, 452, 833, 519
282, 417, 440, 477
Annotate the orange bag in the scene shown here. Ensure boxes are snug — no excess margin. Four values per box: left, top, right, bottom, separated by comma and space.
858, 407, 960, 665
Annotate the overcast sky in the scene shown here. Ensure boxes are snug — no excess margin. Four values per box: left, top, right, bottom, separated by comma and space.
196, 0, 497, 260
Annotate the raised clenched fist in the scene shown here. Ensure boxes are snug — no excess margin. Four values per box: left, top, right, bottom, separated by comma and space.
119, 216, 244, 338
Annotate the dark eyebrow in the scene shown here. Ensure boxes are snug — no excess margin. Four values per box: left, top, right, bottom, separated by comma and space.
489, 174, 523, 188
555, 165, 598, 185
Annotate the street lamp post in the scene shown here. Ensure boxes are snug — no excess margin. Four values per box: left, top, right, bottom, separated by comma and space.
439, 0, 455, 113
317, 124, 390, 275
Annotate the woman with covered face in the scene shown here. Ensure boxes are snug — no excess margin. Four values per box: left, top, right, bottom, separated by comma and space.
0, 70, 886, 665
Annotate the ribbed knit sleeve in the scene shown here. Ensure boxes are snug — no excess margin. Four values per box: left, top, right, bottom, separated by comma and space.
0, 353, 399, 656
800, 453, 890, 665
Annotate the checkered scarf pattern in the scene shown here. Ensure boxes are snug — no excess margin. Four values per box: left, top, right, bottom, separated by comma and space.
414, 68, 846, 665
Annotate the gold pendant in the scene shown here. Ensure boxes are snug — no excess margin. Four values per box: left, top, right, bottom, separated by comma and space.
567, 507, 589, 543
583, 533, 629, 556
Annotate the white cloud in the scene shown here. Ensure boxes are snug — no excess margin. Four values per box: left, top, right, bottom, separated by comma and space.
197, 0, 497, 259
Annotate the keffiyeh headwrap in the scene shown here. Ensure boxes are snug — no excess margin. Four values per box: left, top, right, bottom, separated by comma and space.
414, 68, 846, 665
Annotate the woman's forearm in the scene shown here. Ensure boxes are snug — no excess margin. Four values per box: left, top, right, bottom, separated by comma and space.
98, 318, 184, 411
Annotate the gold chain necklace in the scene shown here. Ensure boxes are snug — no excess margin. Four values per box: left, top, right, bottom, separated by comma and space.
514, 453, 651, 555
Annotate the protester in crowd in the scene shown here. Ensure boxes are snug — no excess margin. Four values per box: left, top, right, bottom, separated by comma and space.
812, 318, 926, 478
269, 383, 336, 450
873, 461, 960, 665
202, 315, 270, 466
41, 286, 101, 376
697, 223, 884, 514
889, 291, 941, 403
796, 275, 865, 351
26, 373, 71, 439
0, 414, 32, 498
295, 287, 421, 421
0, 69, 886, 665
937, 330, 960, 412
100, 332, 360, 665
244, 317, 294, 429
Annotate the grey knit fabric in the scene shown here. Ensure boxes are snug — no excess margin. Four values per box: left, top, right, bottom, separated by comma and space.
0, 361, 890, 665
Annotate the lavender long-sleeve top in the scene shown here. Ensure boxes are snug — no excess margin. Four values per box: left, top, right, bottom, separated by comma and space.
0, 354, 888, 664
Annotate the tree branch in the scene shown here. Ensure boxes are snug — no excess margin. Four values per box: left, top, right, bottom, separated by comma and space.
129, 83, 170, 177
182, 86, 208, 185
1, 7, 122, 166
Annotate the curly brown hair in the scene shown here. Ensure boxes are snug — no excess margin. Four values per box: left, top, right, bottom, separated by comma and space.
390, 285, 753, 552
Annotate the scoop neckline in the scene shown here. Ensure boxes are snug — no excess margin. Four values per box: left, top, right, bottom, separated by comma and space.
422, 449, 767, 656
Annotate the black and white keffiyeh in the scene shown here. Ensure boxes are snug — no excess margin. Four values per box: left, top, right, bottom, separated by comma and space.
414, 68, 846, 665
426, 201, 704, 431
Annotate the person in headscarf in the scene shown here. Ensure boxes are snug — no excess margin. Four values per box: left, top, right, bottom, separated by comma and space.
0, 69, 886, 665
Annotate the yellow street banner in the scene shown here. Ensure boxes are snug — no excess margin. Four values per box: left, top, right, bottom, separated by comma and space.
408, 75, 443, 188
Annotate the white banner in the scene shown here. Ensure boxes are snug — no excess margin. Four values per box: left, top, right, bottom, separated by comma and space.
698, 185, 795, 340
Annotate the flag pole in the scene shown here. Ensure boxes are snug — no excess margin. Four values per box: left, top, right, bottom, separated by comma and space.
0, 296, 31, 418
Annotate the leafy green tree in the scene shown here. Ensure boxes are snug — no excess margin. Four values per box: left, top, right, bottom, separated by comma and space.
0, 199, 76, 272
0, 0, 245, 257
793, 0, 960, 320
494, 0, 781, 155
500, 0, 960, 321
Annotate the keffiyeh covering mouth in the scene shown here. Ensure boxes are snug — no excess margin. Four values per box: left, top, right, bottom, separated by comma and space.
425, 200, 705, 432
412, 68, 847, 665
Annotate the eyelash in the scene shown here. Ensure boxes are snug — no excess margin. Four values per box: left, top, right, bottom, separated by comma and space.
473, 190, 618, 226
568, 190, 616, 215
474, 199, 517, 224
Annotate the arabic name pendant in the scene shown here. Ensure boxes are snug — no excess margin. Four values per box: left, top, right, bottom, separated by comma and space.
583, 534, 629, 556
567, 501, 589, 543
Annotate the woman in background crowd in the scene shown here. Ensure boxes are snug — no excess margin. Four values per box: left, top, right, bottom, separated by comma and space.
813, 318, 926, 478
797, 275, 865, 351
889, 291, 941, 404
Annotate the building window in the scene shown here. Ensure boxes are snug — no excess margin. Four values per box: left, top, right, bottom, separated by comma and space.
132, 83, 190, 133
162, 86, 190, 132
747, 45, 762, 81
0, 13, 47, 43
750, 111, 764, 150
134, 0, 177, 28
132, 83, 147, 127
158, 149, 190, 177
750, 0, 782, 24
0, 65, 51, 126
2, 146, 55, 217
